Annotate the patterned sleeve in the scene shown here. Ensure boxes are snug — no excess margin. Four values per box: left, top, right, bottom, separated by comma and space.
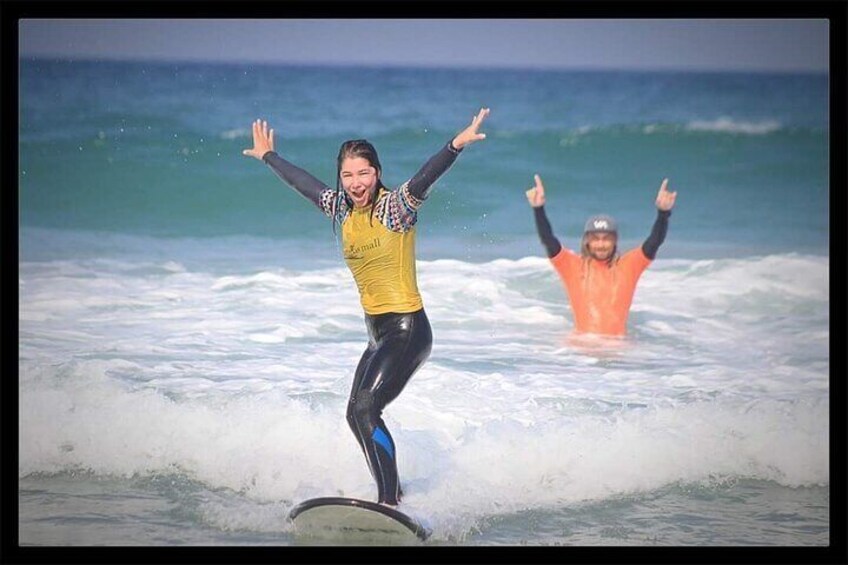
376, 181, 424, 233
318, 188, 337, 218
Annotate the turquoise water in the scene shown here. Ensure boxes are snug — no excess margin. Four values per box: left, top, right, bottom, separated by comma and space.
18, 59, 830, 547
20, 59, 828, 253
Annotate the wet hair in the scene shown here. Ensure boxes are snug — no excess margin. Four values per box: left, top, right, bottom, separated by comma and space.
333, 139, 387, 232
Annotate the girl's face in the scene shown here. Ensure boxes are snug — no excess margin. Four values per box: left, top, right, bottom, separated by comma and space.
340, 157, 379, 208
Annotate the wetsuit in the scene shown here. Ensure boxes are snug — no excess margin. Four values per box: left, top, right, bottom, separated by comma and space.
262, 140, 462, 504
533, 206, 670, 335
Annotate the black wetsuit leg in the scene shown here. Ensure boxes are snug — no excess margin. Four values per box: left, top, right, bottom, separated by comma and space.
346, 309, 432, 505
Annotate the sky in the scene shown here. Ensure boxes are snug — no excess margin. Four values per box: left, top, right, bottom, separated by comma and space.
17, 19, 830, 73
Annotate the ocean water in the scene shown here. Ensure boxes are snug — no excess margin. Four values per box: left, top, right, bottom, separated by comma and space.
17, 59, 830, 548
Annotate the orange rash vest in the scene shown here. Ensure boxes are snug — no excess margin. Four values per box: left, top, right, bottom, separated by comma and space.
549, 247, 651, 335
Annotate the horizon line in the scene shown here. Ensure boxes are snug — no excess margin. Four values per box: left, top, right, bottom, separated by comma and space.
18, 54, 830, 77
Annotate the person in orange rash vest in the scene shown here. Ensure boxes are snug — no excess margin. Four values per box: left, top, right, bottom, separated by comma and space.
525, 175, 677, 335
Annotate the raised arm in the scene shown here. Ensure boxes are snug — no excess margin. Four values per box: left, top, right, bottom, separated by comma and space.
526, 174, 562, 258
642, 178, 677, 260
242, 119, 330, 210
406, 108, 490, 200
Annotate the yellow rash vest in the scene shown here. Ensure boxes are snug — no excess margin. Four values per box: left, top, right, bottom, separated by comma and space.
340, 188, 423, 314
320, 184, 426, 315
261, 140, 462, 315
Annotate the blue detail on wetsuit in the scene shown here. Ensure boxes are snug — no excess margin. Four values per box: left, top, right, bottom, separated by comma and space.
260, 138, 450, 507
346, 309, 432, 505
372, 427, 395, 460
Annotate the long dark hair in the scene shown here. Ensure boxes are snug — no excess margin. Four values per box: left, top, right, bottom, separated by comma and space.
333, 139, 387, 232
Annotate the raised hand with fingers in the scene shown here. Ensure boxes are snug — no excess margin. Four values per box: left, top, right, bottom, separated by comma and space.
242, 119, 276, 160
451, 107, 491, 150
655, 178, 677, 211
525, 174, 546, 208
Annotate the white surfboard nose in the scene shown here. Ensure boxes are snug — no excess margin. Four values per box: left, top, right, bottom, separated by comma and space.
289, 496, 430, 544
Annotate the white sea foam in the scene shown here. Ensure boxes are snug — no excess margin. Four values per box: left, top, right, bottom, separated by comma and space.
220, 128, 249, 140
686, 117, 782, 135
566, 119, 784, 138
19, 250, 829, 537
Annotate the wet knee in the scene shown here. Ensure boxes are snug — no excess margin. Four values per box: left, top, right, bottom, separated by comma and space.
346, 390, 375, 430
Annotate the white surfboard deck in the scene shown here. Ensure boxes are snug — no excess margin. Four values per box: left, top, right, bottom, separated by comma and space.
288, 497, 430, 544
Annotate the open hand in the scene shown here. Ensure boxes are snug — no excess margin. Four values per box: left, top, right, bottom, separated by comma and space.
655, 178, 677, 211
525, 174, 546, 208
452, 107, 490, 149
242, 119, 275, 160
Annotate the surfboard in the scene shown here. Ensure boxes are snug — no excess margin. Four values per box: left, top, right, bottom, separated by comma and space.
288, 497, 431, 544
